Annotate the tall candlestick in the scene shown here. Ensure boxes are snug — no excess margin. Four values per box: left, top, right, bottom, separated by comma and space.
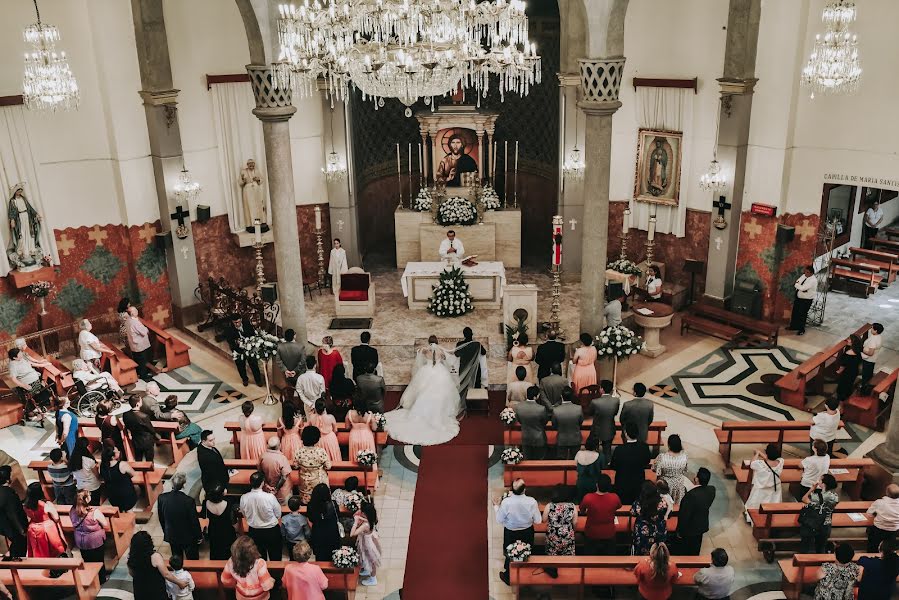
254, 218, 262, 245
418, 142, 423, 186
314, 205, 322, 230
396, 143, 402, 208
408, 142, 412, 201
514, 141, 519, 208
492, 140, 497, 181
504, 141, 508, 206
647, 216, 656, 242
622, 206, 630, 234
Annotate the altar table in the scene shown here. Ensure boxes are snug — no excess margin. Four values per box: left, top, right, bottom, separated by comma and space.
401, 261, 506, 310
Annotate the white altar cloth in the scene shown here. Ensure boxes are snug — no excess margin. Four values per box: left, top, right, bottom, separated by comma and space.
401, 261, 507, 309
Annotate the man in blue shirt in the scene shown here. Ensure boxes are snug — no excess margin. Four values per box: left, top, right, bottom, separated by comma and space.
493, 478, 541, 585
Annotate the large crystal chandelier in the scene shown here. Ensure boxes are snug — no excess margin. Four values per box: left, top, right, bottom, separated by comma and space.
173, 163, 202, 206
562, 106, 584, 181
699, 97, 726, 193
322, 107, 348, 182
275, 0, 541, 105
801, 0, 861, 98
22, 0, 79, 112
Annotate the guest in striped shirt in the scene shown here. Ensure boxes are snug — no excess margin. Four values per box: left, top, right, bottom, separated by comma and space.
47, 448, 76, 506
222, 536, 276, 600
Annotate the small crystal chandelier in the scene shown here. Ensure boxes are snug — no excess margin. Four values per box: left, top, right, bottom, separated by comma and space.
322, 108, 347, 182
173, 162, 202, 205
801, 0, 861, 98
562, 106, 585, 181
22, 0, 79, 112
700, 98, 727, 193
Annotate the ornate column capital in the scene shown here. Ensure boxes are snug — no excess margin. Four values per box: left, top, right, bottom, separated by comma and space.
557, 72, 581, 88
138, 89, 179, 107
576, 99, 622, 117
578, 57, 626, 103
246, 65, 297, 121
717, 77, 758, 96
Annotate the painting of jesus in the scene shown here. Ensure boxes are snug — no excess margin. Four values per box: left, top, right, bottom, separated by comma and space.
634, 129, 682, 207
434, 127, 479, 187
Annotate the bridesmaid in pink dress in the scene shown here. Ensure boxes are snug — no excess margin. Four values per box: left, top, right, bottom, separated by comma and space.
278, 403, 303, 462
317, 336, 344, 393
310, 399, 342, 463
239, 401, 266, 461
570, 332, 598, 395
346, 397, 376, 460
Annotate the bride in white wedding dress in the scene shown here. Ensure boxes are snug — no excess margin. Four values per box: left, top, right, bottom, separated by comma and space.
384, 336, 483, 446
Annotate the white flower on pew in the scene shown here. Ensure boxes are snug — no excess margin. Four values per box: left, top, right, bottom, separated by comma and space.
344, 490, 366, 513
500, 407, 517, 426
501, 447, 524, 465
369, 412, 387, 431
356, 449, 377, 466
505, 540, 532, 562
332, 546, 360, 569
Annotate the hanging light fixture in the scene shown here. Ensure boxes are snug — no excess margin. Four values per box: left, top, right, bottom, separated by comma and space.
801, 0, 861, 98
322, 107, 348, 182
562, 104, 585, 181
173, 162, 202, 206
22, 0, 79, 112
699, 97, 727, 193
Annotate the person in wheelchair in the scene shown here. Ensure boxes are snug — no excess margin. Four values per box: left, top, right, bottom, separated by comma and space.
71, 359, 123, 397
8, 348, 52, 421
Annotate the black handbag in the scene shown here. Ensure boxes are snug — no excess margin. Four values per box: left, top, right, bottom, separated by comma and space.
798, 490, 826, 536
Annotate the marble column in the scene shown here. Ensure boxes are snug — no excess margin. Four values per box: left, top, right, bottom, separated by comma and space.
871, 390, 899, 474
558, 72, 583, 274
577, 57, 625, 335
247, 65, 309, 345
320, 92, 360, 266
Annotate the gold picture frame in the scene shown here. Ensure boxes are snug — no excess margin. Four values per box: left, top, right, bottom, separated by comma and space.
634, 128, 683, 207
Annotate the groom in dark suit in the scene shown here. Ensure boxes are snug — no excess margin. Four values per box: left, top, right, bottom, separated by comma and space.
351, 331, 379, 380
455, 327, 486, 402
535, 330, 566, 381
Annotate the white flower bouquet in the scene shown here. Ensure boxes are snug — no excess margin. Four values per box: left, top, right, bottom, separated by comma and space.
411, 187, 433, 212
505, 540, 532, 562
501, 447, 524, 464
29, 281, 54, 299
499, 407, 517, 426
343, 490, 366, 513
436, 196, 478, 226
607, 258, 643, 276
594, 325, 645, 359
369, 412, 386, 431
233, 330, 284, 361
480, 185, 501, 210
427, 266, 474, 318
355, 449, 377, 466
331, 546, 360, 568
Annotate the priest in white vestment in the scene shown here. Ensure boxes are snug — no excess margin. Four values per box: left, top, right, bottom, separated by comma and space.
438, 230, 464, 262
328, 238, 348, 294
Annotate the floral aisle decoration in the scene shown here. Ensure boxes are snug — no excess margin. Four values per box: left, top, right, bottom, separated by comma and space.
343, 490, 366, 512
331, 546, 360, 569
235, 330, 284, 404
28, 280, 54, 315
411, 187, 433, 212
607, 258, 643, 276
369, 412, 386, 431
436, 196, 478, 226
594, 325, 645, 390
480, 185, 501, 210
505, 540, 532, 562
501, 447, 524, 464
427, 266, 474, 317
355, 449, 377, 466
499, 407, 517, 426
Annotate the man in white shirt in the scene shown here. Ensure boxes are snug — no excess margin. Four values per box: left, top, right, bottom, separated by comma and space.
864, 200, 884, 250
866, 484, 899, 552
240, 471, 283, 560
862, 323, 884, 385
296, 355, 325, 419
603, 292, 624, 328
789, 265, 817, 336
126, 307, 152, 381
493, 478, 541, 585
438, 230, 464, 262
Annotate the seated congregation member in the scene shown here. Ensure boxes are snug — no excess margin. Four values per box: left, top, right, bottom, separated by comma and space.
810, 397, 841, 457
858, 539, 899, 600
694, 548, 735, 600
197, 430, 230, 494
47, 448, 76, 506
346, 398, 376, 459
744, 444, 784, 522
222, 536, 276, 600
610, 422, 651, 505
797, 439, 831, 500
580, 473, 621, 556
297, 355, 326, 419
539, 363, 567, 409
588, 380, 620, 458
516, 386, 549, 460
631, 481, 668, 556
542, 485, 577, 572
259, 436, 293, 505
100, 445, 137, 512
281, 496, 311, 546
158, 473, 202, 560
175, 412, 202, 449
575, 436, 605, 502
506, 366, 530, 408
866, 484, 899, 552
310, 400, 342, 463
620, 382, 654, 444
350, 332, 379, 380
239, 401, 266, 462
351, 500, 382, 587
8, 347, 52, 420
283, 540, 329, 600
507, 335, 534, 384
23, 482, 65, 558
800, 474, 838, 554
494, 478, 541, 586
675, 468, 716, 556
69, 437, 102, 506
72, 358, 123, 395
355, 362, 386, 414
295, 426, 331, 504
534, 329, 566, 381
240, 471, 283, 561
813, 543, 860, 600
278, 403, 303, 461
122, 396, 160, 463
654, 434, 688, 505
127, 530, 189, 600
203, 484, 237, 561
307, 483, 342, 562
328, 364, 355, 422
634, 542, 679, 600
552, 386, 583, 460
570, 333, 597, 395
70, 489, 108, 583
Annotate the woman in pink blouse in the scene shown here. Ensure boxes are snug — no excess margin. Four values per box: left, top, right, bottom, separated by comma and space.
221, 536, 275, 600
570, 332, 598, 395
310, 399, 342, 463
239, 401, 266, 462
283, 540, 328, 600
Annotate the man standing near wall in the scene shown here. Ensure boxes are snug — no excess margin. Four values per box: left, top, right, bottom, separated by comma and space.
788, 266, 817, 336
864, 200, 884, 250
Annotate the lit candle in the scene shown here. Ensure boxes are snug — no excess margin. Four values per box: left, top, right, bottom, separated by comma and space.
418, 142, 423, 178
647, 217, 656, 242
492, 140, 497, 180
254, 218, 262, 245
504, 140, 508, 195
314, 205, 322, 230
623, 206, 630, 234
408, 142, 412, 180
514, 140, 519, 174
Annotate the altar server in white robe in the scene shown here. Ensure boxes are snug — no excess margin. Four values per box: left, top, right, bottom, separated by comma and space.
438, 230, 464, 262
328, 238, 349, 294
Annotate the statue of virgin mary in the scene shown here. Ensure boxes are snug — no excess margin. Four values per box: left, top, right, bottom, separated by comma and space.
7, 183, 43, 270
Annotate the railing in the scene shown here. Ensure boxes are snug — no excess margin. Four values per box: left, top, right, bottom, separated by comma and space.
194, 277, 280, 337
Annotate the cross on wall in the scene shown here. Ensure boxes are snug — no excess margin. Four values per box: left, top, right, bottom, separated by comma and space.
170, 206, 190, 227
87, 225, 108, 247
56, 234, 75, 256
713, 196, 732, 216
743, 217, 763, 240
138, 223, 157, 244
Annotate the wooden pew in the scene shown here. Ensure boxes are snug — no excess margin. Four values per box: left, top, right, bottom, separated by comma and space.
0, 557, 103, 600
843, 367, 898, 430
55, 504, 135, 560
733, 458, 874, 503
690, 302, 780, 345
23, 347, 74, 396
848, 247, 899, 283
100, 345, 138, 386
715, 420, 845, 469
779, 553, 885, 600
503, 461, 655, 488
509, 555, 711, 600
534, 503, 679, 539
224, 458, 380, 491
884, 227, 899, 240
183, 559, 358, 600
750, 501, 872, 556
80, 420, 189, 467
680, 313, 741, 341
830, 258, 884, 296
224, 421, 388, 459
873, 237, 899, 253
141, 317, 191, 372
503, 420, 667, 455
774, 324, 872, 409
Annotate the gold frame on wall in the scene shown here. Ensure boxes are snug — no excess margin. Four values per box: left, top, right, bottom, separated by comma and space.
633, 128, 683, 207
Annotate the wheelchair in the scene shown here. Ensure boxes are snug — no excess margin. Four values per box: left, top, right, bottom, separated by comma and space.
69, 377, 123, 419
16, 380, 57, 425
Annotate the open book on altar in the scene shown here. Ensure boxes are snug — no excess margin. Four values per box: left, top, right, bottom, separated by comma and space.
461, 255, 478, 266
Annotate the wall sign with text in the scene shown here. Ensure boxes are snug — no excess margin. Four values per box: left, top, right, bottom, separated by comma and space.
750, 203, 778, 217
824, 173, 899, 191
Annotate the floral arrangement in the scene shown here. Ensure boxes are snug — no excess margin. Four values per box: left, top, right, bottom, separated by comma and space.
343, 490, 366, 513
501, 446, 524, 464
331, 546, 360, 569
594, 325, 645, 359
355, 449, 377, 466
369, 412, 386, 431
504, 315, 528, 351
411, 187, 433, 212
499, 407, 517, 426
505, 540, 532, 562
427, 266, 474, 317
607, 258, 643, 276
28, 281, 54, 299
233, 330, 283, 361
480, 185, 501, 210
436, 196, 478, 226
